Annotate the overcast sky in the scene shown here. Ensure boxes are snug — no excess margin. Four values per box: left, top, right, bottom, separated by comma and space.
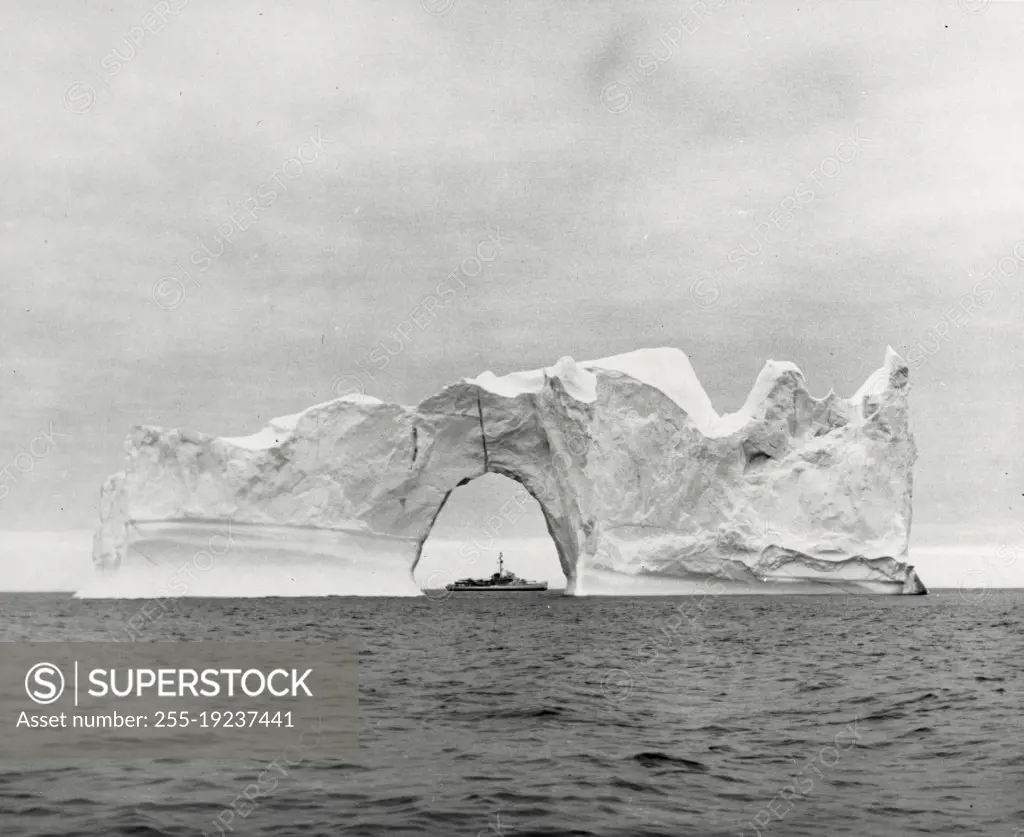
1, 1, 1021, 560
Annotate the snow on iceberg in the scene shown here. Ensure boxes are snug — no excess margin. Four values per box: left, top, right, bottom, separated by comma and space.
81, 346, 926, 598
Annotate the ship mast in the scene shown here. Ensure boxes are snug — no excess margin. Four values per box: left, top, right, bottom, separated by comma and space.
498, 551, 504, 576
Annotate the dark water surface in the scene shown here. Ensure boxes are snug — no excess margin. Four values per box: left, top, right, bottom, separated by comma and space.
0, 591, 1020, 836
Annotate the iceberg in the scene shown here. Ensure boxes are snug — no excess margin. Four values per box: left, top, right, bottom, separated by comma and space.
81, 346, 926, 598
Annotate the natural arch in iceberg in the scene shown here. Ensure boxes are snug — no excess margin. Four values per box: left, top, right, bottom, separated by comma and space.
411, 472, 564, 592
82, 347, 926, 598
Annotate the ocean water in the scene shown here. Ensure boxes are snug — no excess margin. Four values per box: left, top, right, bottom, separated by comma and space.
0, 590, 1020, 836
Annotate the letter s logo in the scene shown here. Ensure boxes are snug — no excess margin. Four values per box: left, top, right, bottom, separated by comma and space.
25, 662, 65, 705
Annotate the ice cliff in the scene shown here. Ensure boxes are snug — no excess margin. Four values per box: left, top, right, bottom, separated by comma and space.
83, 346, 926, 597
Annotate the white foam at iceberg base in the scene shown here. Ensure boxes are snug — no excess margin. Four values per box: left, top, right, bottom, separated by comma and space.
76, 521, 421, 599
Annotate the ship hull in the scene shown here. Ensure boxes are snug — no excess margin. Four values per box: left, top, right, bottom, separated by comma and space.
447, 583, 549, 592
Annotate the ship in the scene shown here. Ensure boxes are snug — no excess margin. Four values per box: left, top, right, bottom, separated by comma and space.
446, 552, 549, 592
